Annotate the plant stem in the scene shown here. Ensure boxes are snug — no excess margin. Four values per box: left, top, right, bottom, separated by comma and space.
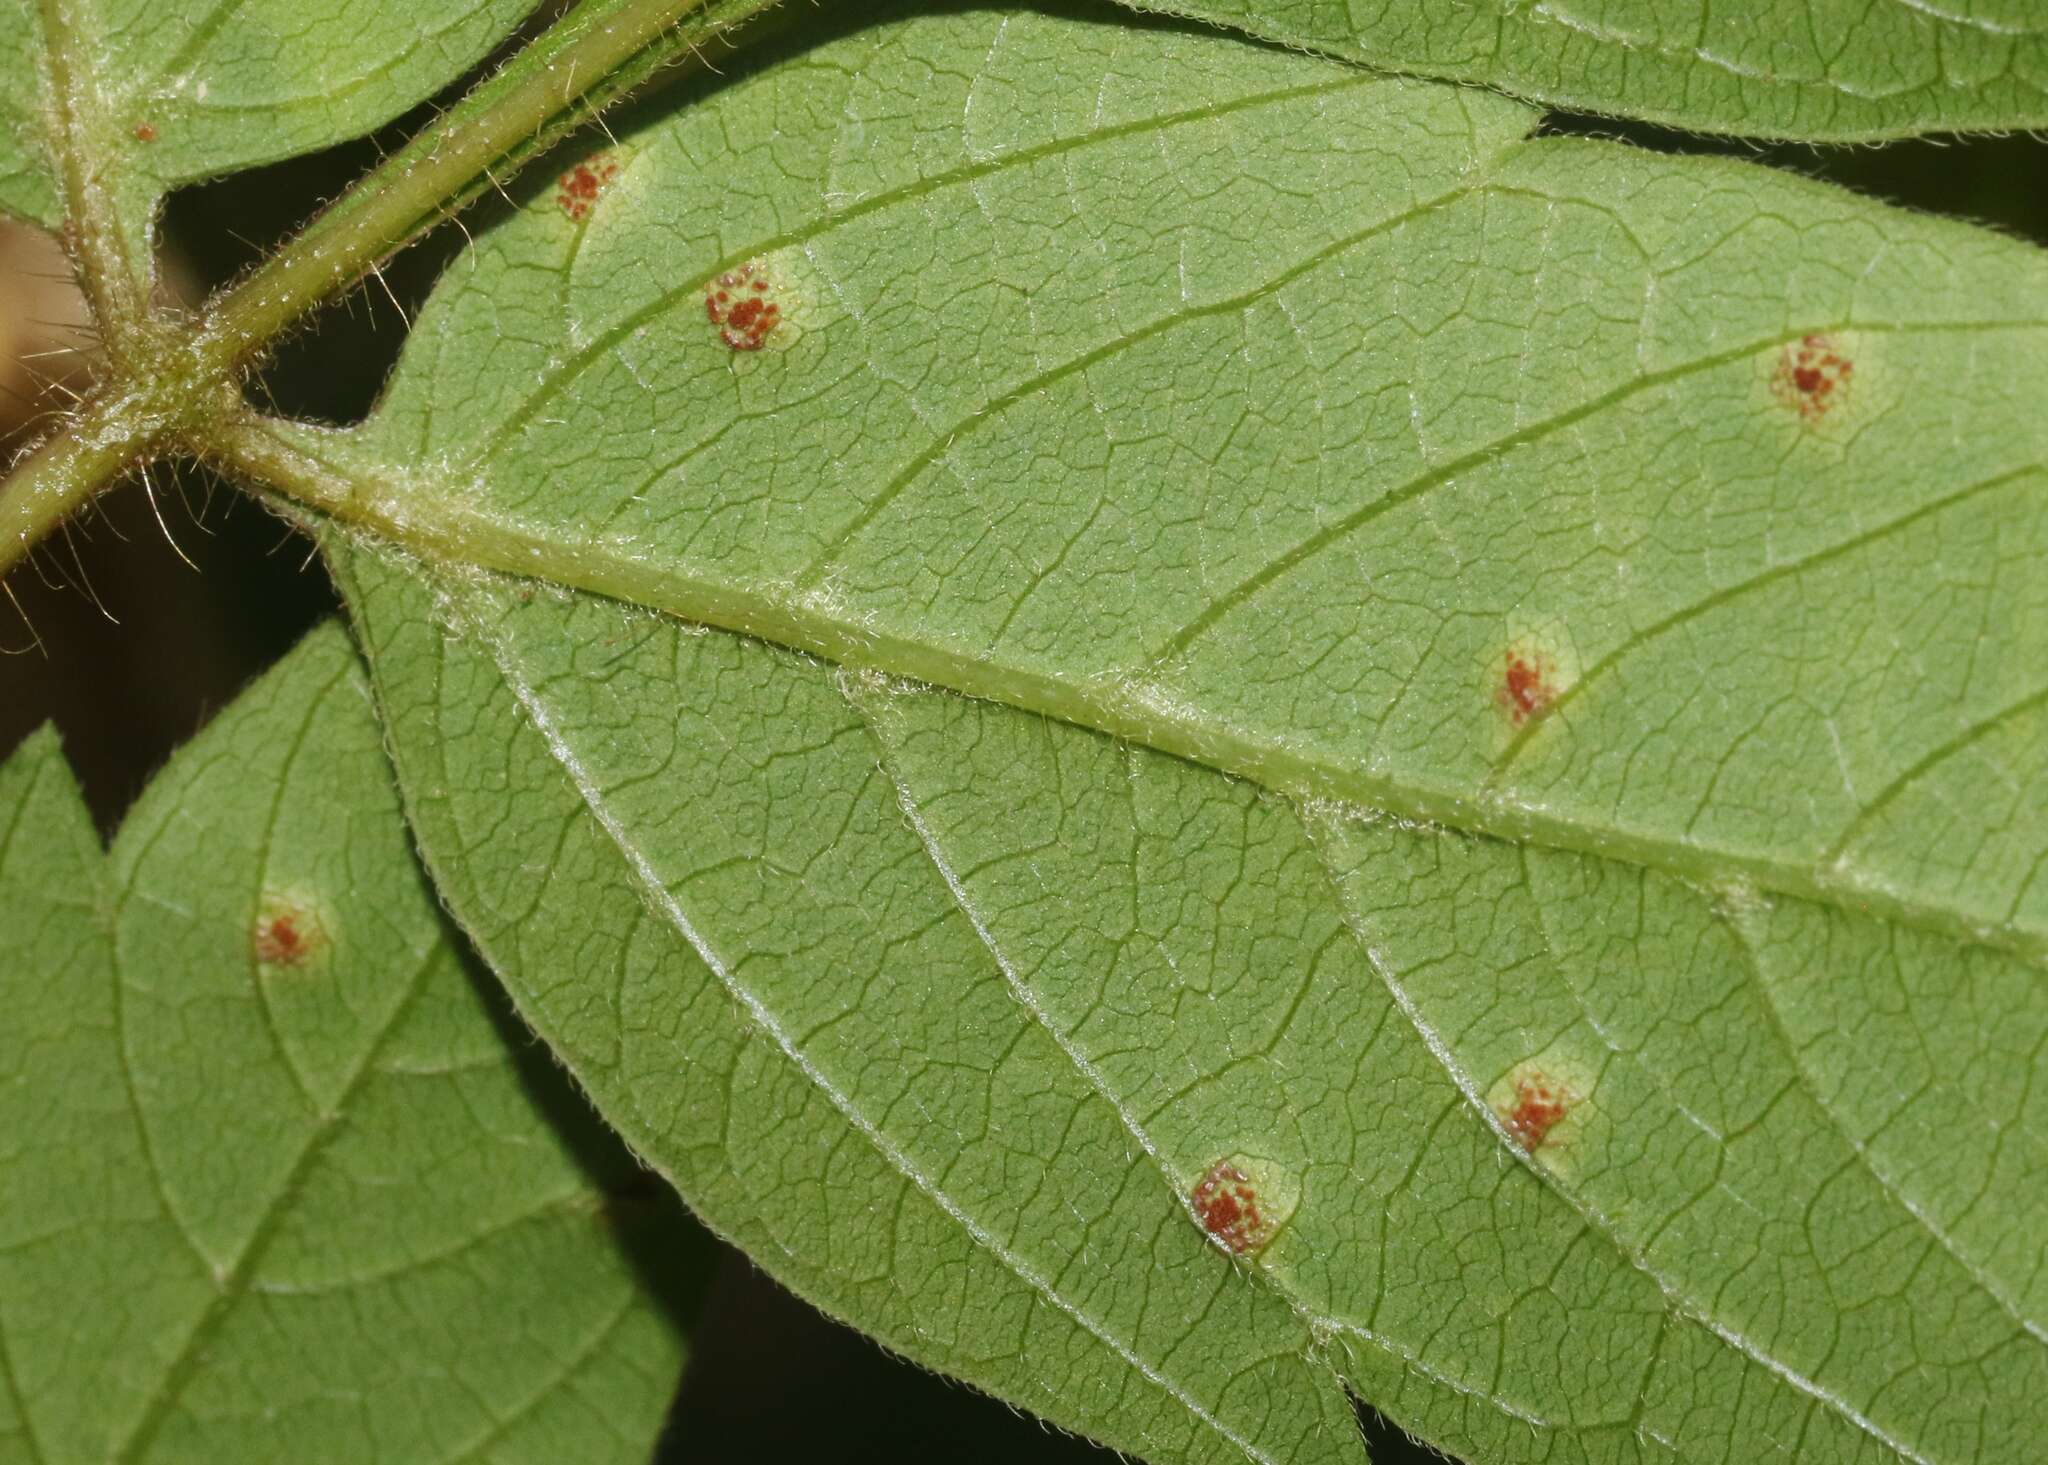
0, 380, 205, 575
34, 0, 155, 356
0, 0, 782, 581
190, 0, 747, 372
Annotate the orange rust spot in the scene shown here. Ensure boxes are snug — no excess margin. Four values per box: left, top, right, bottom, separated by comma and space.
705, 259, 782, 352
252, 896, 326, 968
1499, 1071, 1576, 1152
1772, 333, 1853, 422
132, 123, 157, 143
1191, 1160, 1276, 1255
554, 151, 621, 222
1497, 648, 1558, 726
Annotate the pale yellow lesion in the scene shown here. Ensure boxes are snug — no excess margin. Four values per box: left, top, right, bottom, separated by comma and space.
252, 886, 333, 970
1188, 1150, 1300, 1258
1488, 615, 1581, 758
1486, 1055, 1596, 1169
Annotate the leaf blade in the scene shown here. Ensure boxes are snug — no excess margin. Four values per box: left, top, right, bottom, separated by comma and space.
334, 547, 1364, 1465
277, 6, 2048, 1459
340, 542, 2048, 1461
1112, 0, 2048, 140
0, 0, 533, 240
0, 624, 700, 1464
314, 7, 2048, 962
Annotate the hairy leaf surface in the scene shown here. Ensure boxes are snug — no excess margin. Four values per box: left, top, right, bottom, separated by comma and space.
0, 0, 532, 239
335, 545, 2047, 1464
1117, 0, 2048, 140
282, 5, 2041, 1461
0, 624, 698, 1463
337, 546, 1365, 1465
299, 6, 2046, 963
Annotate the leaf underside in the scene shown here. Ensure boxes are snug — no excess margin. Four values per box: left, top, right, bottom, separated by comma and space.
292, 7, 2048, 1463
336, 543, 2048, 1465
1119, 0, 2048, 140
0, 0, 532, 241
300, 4, 2048, 971
0, 625, 696, 1463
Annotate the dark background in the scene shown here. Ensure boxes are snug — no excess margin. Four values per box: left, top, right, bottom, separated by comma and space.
4, 5, 2045, 1460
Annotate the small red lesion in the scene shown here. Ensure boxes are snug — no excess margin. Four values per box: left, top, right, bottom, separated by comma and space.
131, 123, 157, 143
1191, 1160, 1276, 1255
252, 893, 327, 969
1772, 333, 1854, 422
705, 259, 783, 352
1497, 646, 1559, 726
1497, 1070, 1577, 1153
554, 150, 622, 223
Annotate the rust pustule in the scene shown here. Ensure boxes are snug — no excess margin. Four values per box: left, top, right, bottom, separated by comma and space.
1191, 1160, 1277, 1255
705, 260, 783, 352
1772, 333, 1854, 421
1496, 642, 1562, 726
252, 893, 327, 969
555, 151, 621, 222
1499, 1071, 1576, 1152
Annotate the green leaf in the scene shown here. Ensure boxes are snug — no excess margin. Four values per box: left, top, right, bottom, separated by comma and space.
334, 548, 2048, 1463
0, 0, 534, 240
268, 5, 2043, 1458
299, 6, 2046, 967
333, 549, 1362, 1465
1114, 0, 2048, 140
0, 623, 700, 1463
1305, 805, 2048, 1450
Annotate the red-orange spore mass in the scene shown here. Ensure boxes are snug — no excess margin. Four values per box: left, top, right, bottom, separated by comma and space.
1497, 652, 1555, 725
1772, 333, 1854, 421
1502, 1073, 1574, 1152
132, 123, 157, 143
1191, 1161, 1273, 1255
554, 152, 621, 222
253, 912, 310, 966
705, 262, 782, 352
